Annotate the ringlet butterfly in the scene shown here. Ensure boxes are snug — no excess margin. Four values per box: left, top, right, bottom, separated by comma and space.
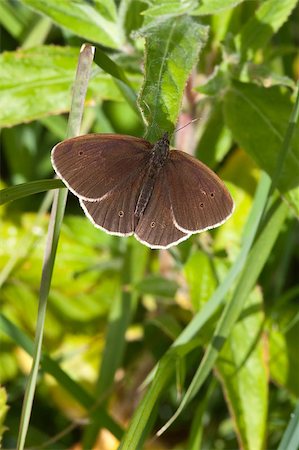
51, 132, 234, 249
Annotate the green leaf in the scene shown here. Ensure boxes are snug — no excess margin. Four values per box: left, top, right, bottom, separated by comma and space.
0, 387, 9, 445
142, 0, 198, 18
0, 46, 125, 127
0, 179, 64, 205
195, 100, 233, 168
0, 352, 18, 383
137, 16, 209, 141
269, 319, 299, 396
134, 275, 178, 298
242, 63, 297, 90
0, 0, 30, 39
193, 0, 245, 16
184, 251, 217, 311
223, 81, 299, 214
196, 66, 228, 96
216, 288, 267, 450
21, 0, 123, 48
235, 0, 299, 59
118, 0, 146, 37
149, 314, 183, 341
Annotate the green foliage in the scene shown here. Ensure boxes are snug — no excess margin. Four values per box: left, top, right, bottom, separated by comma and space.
143, 0, 198, 18
138, 15, 208, 141
0, 387, 9, 446
0, 46, 126, 127
235, 0, 298, 58
223, 81, 299, 214
1, 0, 299, 449
0, 179, 64, 204
20, 0, 123, 48
216, 288, 267, 450
193, 0, 246, 15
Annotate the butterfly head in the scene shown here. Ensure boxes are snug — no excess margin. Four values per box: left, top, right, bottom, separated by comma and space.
161, 132, 169, 145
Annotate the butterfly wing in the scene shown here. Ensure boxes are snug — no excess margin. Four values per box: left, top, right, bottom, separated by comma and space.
51, 134, 153, 200
166, 150, 234, 233
135, 172, 190, 249
80, 166, 149, 236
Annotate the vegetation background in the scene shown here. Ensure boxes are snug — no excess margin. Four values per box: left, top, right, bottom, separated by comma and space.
0, 0, 298, 449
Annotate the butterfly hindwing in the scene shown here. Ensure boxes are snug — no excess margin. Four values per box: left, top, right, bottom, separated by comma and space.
166, 150, 234, 233
135, 170, 190, 249
80, 167, 148, 236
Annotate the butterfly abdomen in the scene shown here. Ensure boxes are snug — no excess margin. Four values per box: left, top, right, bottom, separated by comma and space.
134, 135, 170, 220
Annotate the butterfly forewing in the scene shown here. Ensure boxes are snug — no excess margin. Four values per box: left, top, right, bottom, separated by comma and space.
135, 172, 190, 249
51, 134, 152, 200
166, 150, 234, 233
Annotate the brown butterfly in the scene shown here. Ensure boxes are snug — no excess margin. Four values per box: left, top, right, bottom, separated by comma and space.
51, 133, 234, 249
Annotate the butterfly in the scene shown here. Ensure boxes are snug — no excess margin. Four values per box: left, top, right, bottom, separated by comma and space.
51, 132, 234, 249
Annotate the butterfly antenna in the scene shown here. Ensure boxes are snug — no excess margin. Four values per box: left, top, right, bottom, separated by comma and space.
174, 118, 199, 134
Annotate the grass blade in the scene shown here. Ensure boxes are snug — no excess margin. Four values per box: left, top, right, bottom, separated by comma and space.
17, 44, 95, 450
277, 401, 299, 450
0, 179, 64, 205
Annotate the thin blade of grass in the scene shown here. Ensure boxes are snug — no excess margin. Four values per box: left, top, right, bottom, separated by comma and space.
269, 81, 299, 196
277, 401, 299, 450
119, 352, 177, 450
17, 44, 95, 450
0, 179, 64, 205
22, 16, 52, 48
93, 46, 138, 116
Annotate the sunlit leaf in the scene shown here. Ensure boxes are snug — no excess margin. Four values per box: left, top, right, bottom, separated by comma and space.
0, 46, 137, 127
193, 0, 245, 15
20, 0, 123, 48
137, 16, 208, 141
235, 0, 299, 58
143, 0, 198, 18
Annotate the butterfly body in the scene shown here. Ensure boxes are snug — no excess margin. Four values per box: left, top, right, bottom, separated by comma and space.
51, 133, 234, 249
134, 132, 170, 219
